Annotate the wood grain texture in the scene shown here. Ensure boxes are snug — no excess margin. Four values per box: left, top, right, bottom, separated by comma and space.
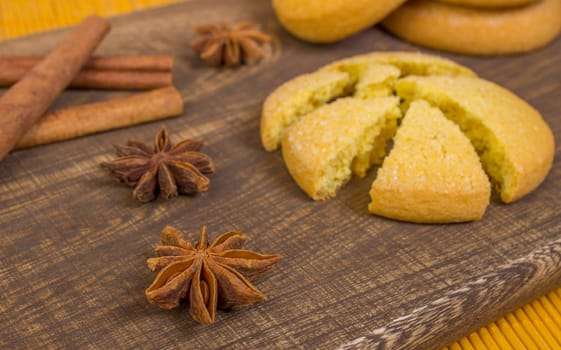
339, 237, 561, 349
0, 0, 560, 349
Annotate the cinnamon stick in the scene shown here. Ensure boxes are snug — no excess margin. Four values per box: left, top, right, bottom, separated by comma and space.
0, 55, 174, 72
0, 16, 110, 161
0, 64, 173, 90
15, 87, 184, 150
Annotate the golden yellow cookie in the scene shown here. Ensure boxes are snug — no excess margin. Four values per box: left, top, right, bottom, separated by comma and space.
272, 0, 406, 43
369, 100, 490, 223
261, 51, 475, 151
396, 75, 555, 203
382, 0, 561, 55
437, 0, 537, 8
282, 97, 401, 200
262, 51, 554, 222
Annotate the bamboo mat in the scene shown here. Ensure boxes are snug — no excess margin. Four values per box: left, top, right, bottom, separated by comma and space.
0, 0, 182, 40
1, 1, 560, 349
447, 289, 561, 349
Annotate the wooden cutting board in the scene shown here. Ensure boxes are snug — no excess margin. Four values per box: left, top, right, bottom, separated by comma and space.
1, 1, 560, 349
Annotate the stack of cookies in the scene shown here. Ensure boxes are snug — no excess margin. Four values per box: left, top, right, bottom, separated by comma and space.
382, 0, 561, 55
272, 0, 561, 55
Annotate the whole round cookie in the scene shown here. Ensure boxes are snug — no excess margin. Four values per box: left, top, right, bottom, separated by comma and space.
382, 0, 561, 55
260, 51, 555, 223
272, 0, 406, 43
437, 0, 537, 8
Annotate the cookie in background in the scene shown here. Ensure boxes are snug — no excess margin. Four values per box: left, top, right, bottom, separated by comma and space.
272, 0, 406, 43
437, 0, 538, 8
382, 0, 561, 55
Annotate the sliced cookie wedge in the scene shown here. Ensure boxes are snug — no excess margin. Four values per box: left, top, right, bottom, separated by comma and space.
282, 97, 401, 200
369, 100, 490, 223
396, 76, 555, 203
261, 70, 352, 151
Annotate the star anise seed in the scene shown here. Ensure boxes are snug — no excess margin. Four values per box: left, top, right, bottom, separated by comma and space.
145, 226, 282, 324
191, 22, 271, 67
100, 127, 214, 203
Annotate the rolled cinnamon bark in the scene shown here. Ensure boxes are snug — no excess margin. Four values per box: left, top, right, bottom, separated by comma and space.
0, 64, 172, 90
15, 87, 184, 150
0, 55, 174, 72
0, 16, 111, 161
68, 70, 173, 90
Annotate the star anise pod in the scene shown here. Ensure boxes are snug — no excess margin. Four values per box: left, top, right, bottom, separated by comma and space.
190, 22, 271, 67
100, 127, 214, 202
145, 226, 282, 324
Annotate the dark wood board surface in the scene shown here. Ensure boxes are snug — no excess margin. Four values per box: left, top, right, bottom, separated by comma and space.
1, 1, 560, 349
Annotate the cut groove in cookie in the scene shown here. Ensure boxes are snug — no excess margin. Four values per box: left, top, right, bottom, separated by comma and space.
354, 63, 401, 99
369, 100, 490, 223
261, 70, 353, 151
395, 76, 555, 203
320, 51, 476, 81
282, 97, 401, 200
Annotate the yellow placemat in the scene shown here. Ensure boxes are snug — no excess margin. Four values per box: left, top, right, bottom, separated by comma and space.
445, 287, 561, 349
1, 2, 560, 349
0, 0, 183, 41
